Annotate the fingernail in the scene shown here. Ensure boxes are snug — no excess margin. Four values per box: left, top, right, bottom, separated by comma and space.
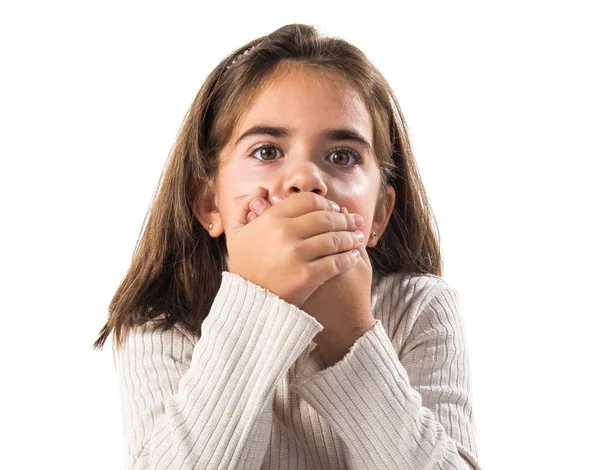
353, 214, 364, 227
354, 230, 365, 243
272, 194, 283, 203
250, 199, 265, 211
331, 201, 340, 212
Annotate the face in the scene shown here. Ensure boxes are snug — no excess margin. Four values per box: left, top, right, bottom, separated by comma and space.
200, 64, 395, 247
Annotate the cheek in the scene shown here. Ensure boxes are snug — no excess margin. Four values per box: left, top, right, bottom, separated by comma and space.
329, 182, 377, 228
216, 165, 268, 229
328, 178, 372, 206
224, 159, 269, 192
241, 165, 273, 186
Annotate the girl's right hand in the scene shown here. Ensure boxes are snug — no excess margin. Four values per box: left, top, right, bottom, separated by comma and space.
226, 187, 365, 308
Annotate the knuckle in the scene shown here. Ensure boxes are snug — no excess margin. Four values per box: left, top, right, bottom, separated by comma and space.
290, 242, 303, 259
348, 231, 358, 247
305, 191, 331, 211
299, 265, 313, 284
304, 191, 321, 210
324, 211, 336, 230
333, 254, 345, 272
273, 222, 288, 242
329, 233, 342, 252
314, 213, 328, 229
346, 214, 354, 230
316, 213, 335, 231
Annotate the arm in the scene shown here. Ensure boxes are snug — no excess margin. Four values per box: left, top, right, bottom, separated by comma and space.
113, 271, 323, 469
289, 287, 480, 470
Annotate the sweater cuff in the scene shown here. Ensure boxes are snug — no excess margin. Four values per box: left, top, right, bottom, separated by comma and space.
288, 319, 439, 464
180, 271, 323, 426
201, 270, 325, 372
289, 318, 381, 392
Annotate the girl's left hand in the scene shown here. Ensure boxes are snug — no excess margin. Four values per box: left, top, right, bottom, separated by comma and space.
248, 194, 376, 368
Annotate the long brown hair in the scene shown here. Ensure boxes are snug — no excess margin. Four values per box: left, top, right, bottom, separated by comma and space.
93, 23, 443, 353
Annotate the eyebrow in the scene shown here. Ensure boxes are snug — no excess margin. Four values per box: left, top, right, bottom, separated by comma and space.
233, 125, 372, 151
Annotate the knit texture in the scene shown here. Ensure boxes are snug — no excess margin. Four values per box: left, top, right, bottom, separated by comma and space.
113, 268, 480, 469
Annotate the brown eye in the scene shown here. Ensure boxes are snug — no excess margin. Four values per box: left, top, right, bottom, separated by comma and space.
249, 144, 281, 162
330, 150, 350, 165
328, 148, 362, 167
258, 146, 278, 160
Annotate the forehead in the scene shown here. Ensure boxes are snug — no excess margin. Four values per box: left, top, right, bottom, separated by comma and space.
234, 64, 373, 141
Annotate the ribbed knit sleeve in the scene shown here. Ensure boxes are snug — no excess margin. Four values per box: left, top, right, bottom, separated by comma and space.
289, 287, 480, 470
113, 271, 324, 470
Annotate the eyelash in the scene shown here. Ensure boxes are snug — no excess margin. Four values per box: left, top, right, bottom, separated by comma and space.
246, 143, 364, 168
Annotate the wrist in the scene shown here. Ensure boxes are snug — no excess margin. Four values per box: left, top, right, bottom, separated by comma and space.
316, 316, 376, 367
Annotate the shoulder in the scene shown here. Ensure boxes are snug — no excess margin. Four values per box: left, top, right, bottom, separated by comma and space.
112, 313, 197, 367
373, 268, 458, 317
372, 268, 461, 349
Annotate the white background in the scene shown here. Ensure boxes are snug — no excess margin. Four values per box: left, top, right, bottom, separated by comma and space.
1, 1, 598, 468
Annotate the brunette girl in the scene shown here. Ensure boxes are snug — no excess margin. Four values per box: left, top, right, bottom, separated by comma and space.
94, 23, 480, 470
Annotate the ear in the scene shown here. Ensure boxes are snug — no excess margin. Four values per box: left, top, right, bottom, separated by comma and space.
368, 184, 396, 248
190, 177, 224, 237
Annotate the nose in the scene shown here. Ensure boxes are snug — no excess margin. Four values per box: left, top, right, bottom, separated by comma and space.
280, 158, 327, 197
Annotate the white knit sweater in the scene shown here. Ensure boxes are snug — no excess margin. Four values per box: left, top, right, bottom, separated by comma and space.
113, 267, 480, 469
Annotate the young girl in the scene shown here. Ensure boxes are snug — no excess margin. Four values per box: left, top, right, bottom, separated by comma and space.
93, 23, 480, 470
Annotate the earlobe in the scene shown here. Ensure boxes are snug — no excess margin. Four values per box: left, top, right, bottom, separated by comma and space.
367, 226, 379, 247
192, 179, 224, 237
368, 185, 396, 247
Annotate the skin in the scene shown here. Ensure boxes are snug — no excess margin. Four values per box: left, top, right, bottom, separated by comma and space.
195, 63, 396, 367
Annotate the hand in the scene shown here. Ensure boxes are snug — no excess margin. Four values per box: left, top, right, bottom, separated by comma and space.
248, 197, 375, 367
226, 187, 365, 308
301, 209, 375, 366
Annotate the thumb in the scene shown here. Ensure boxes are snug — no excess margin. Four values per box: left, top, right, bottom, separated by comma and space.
231, 186, 269, 229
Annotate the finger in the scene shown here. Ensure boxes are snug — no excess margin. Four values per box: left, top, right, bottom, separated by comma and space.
249, 197, 272, 216
231, 186, 269, 228
269, 192, 340, 219
247, 211, 258, 223
293, 210, 364, 240
296, 229, 365, 261
304, 246, 361, 283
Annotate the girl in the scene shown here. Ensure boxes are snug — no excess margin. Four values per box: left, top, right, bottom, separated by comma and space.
93, 23, 480, 470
